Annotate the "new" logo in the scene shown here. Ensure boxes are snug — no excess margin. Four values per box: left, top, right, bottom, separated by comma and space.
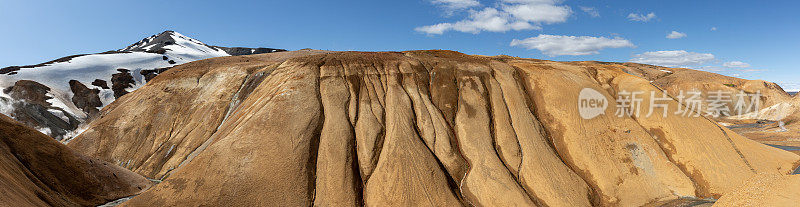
578, 88, 608, 119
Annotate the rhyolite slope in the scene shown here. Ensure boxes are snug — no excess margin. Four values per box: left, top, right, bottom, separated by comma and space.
0, 114, 152, 207
66, 50, 800, 206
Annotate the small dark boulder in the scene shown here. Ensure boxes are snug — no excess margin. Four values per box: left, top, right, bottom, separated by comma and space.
111, 70, 135, 99
69, 80, 102, 116
91, 79, 109, 89
140, 67, 171, 82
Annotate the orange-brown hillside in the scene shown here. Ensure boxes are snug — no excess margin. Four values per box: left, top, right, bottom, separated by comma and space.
0, 114, 152, 207
64, 50, 799, 206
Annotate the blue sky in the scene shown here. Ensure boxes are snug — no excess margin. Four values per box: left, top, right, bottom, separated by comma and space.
1, 0, 798, 90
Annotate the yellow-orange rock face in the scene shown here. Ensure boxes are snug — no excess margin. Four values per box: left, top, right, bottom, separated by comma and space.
64, 51, 799, 206
67, 50, 333, 179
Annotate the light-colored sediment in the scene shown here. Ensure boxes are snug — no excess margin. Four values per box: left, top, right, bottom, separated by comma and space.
713, 174, 800, 207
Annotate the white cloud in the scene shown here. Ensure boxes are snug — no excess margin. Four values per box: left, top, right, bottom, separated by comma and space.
510, 34, 635, 56
723, 61, 751, 68
778, 83, 800, 92
580, 6, 600, 17
666, 31, 687, 39
416, 0, 572, 34
503, 2, 572, 23
430, 0, 481, 15
415, 8, 539, 34
627, 12, 656, 22
710, 27, 717, 31
630, 50, 715, 67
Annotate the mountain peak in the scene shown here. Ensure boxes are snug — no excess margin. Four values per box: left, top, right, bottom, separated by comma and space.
120, 30, 287, 57
120, 31, 215, 54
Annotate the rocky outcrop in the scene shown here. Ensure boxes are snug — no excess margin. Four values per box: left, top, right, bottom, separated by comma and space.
139, 67, 170, 82
111, 69, 135, 99
4, 80, 52, 106
69, 80, 102, 116
0, 114, 152, 207
65, 51, 800, 206
1, 80, 79, 138
91, 79, 110, 89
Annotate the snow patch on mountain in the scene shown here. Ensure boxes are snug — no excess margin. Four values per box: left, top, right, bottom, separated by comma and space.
45, 91, 86, 120
7, 52, 171, 107
0, 30, 284, 140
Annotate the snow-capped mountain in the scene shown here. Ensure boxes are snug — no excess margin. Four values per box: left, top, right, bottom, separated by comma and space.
0, 31, 285, 140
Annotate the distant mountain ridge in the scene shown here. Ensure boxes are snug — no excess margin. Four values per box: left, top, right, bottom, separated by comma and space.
0, 31, 285, 140
119, 30, 284, 55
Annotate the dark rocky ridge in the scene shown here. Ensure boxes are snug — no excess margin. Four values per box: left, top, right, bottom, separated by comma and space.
3, 80, 79, 139
0, 51, 130, 75
214, 47, 287, 56
119, 31, 188, 53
